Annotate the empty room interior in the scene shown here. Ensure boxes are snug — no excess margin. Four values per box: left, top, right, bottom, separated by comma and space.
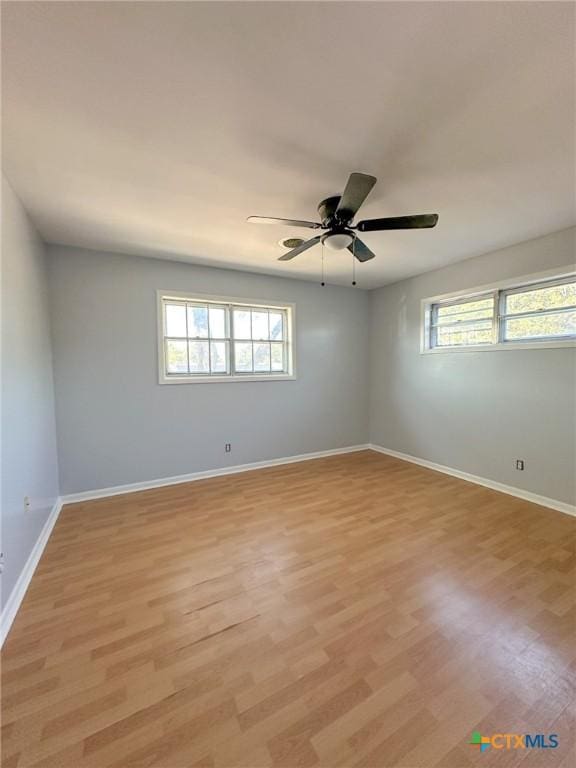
1, 2, 575, 767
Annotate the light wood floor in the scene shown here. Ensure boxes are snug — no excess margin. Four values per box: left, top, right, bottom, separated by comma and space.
2, 451, 575, 768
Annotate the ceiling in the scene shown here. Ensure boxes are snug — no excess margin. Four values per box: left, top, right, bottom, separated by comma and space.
2, 1, 574, 288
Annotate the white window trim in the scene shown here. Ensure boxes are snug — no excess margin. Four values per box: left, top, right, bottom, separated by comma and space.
421, 266, 576, 354
157, 290, 296, 383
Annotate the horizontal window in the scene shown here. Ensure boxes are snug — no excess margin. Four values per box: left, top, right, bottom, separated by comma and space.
159, 294, 294, 382
431, 296, 495, 348
424, 274, 576, 351
500, 280, 576, 343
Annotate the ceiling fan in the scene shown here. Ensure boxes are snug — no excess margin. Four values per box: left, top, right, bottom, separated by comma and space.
247, 172, 438, 262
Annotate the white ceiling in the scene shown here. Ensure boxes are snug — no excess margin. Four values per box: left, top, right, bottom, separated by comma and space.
2, 1, 574, 288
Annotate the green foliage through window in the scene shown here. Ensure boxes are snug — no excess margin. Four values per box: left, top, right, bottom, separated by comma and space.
428, 276, 576, 349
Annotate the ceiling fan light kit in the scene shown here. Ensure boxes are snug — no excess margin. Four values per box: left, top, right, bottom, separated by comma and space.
248, 171, 439, 268
322, 232, 354, 251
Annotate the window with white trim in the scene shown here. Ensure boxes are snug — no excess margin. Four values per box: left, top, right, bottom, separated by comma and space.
159, 294, 294, 382
424, 274, 576, 351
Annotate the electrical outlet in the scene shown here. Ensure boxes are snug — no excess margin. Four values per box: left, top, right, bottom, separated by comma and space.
225, 443, 231, 453
516, 459, 525, 471
24, 496, 31, 511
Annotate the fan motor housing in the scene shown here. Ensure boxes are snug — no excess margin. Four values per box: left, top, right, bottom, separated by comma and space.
317, 196, 342, 226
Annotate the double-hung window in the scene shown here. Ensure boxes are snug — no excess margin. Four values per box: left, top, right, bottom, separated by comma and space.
423, 273, 576, 352
158, 293, 294, 383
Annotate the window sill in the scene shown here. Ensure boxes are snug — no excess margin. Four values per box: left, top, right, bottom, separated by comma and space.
159, 373, 297, 385
421, 339, 576, 354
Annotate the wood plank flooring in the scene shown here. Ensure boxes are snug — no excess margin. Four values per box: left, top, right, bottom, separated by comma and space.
2, 450, 575, 768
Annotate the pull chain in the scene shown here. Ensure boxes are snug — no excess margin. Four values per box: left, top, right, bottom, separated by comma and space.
352, 238, 357, 286
321, 241, 326, 286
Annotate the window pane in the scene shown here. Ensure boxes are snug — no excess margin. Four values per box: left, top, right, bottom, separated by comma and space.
234, 342, 253, 372
504, 311, 576, 341
233, 309, 251, 339
165, 303, 187, 337
435, 325, 493, 347
505, 282, 576, 315
253, 342, 271, 372
188, 341, 210, 373
252, 311, 269, 340
210, 341, 228, 373
187, 305, 209, 338
209, 306, 227, 338
166, 340, 188, 373
433, 297, 494, 347
271, 343, 284, 371
269, 312, 284, 340
435, 297, 493, 325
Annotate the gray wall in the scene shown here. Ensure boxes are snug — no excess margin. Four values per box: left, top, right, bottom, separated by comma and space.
17, 225, 574, 509
1, 177, 60, 608
48, 246, 370, 494
369, 227, 576, 505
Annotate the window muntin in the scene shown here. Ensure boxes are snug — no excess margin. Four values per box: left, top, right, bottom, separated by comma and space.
161, 296, 292, 381
426, 275, 576, 350
500, 279, 576, 343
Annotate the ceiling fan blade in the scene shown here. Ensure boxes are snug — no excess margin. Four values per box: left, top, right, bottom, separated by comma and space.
277, 235, 322, 261
348, 238, 375, 262
357, 213, 439, 232
336, 173, 377, 219
247, 216, 320, 229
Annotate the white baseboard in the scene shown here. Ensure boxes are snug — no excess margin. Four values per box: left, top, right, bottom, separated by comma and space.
369, 444, 576, 518
1, 497, 63, 647
62, 444, 371, 504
